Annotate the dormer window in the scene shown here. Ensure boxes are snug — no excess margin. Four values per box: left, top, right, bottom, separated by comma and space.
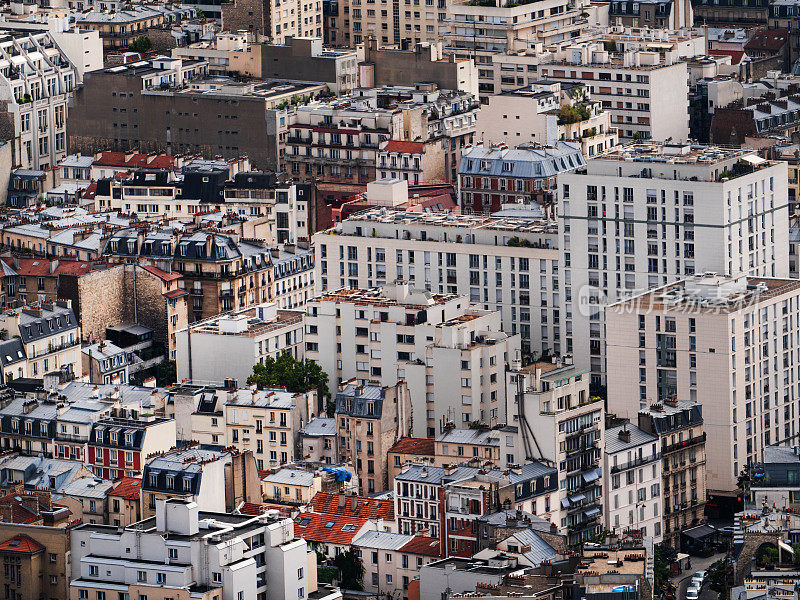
11, 418, 18, 432
182, 477, 191, 491
125, 432, 134, 447
165, 474, 174, 489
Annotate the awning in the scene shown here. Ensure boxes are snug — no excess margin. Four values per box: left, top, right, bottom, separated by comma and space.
569, 492, 586, 504
561, 498, 571, 509
742, 155, 766, 166
585, 507, 601, 518
583, 468, 601, 483
682, 524, 717, 540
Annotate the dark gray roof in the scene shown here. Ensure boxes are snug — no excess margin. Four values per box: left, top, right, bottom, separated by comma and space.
605, 425, 658, 454
14, 305, 78, 344
0, 338, 26, 367
335, 384, 384, 419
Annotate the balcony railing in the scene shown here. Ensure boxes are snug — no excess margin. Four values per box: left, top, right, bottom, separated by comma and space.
662, 433, 706, 454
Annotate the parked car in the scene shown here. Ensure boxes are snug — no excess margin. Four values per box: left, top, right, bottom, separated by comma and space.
691, 571, 707, 588
686, 585, 700, 600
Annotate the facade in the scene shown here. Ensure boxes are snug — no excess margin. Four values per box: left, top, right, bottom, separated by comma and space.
749, 445, 800, 509
303, 283, 520, 438
107, 477, 141, 527
70, 498, 325, 600
75, 5, 195, 50
298, 417, 337, 463
608, 0, 693, 28
286, 86, 477, 184
0, 30, 77, 171
507, 360, 605, 547
606, 274, 793, 495
87, 407, 176, 479
312, 207, 559, 356
0, 302, 81, 381
458, 141, 585, 214
68, 57, 325, 170
81, 340, 138, 385
475, 82, 618, 159
638, 400, 707, 549
225, 387, 313, 469
262, 468, 322, 504
603, 424, 663, 542
221, 0, 322, 43
538, 45, 690, 142
272, 245, 315, 309
335, 380, 412, 494
352, 531, 441, 596
175, 304, 304, 386
376, 140, 446, 184
559, 143, 790, 384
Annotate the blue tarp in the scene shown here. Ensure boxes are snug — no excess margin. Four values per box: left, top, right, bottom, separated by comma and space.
323, 467, 352, 482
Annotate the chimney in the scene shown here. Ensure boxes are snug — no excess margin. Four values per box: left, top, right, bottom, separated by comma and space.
0, 504, 13, 522
21, 494, 39, 515
618, 429, 631, 442
35, 491, 52, 511
338, 490, 346, 508
351, 492, 358, 511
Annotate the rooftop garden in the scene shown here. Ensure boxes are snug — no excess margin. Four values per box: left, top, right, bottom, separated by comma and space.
557, 103, 592, 125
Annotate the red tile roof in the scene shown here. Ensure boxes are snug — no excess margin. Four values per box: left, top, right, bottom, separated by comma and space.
0, 493, 66, 523
163, 289, 188, 299
308, 492, 394, 521
0, 257, 93, 278
389, 437, 435, 456
293, 511, 368, 545
108, 477, 141, 500
140, 264, 182, 282
745, 28, 788, 52
81, 182, 98, 200
93, 151, 176, 170
709, 49, 745, 65
381, 140, 425, 154
0, 535, 44, 554
399, 535, 441, 557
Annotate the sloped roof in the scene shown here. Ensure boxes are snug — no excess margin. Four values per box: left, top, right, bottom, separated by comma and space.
308, 492, 395, 521
293, 511, 368, 545
388, 437, 434, 456
399, 535, 442, 557
140, 264, 182, 282
381, 140, 425, 154
108, 477, 141, 500
745, 29, 788, 52
0, 535, 44, 554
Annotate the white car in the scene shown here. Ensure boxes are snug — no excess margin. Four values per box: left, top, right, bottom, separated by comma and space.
691, 572, 707, 588
686, 586, 700, 600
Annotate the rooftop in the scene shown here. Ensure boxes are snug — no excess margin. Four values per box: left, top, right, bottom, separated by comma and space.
389, 437, 435, 456
188, 305, 303, 338
605, 425, 658, 454
308, 492, 394, 521
595, 142, 754, 164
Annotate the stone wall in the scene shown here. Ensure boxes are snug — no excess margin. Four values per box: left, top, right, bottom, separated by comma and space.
734, 531, 781, 584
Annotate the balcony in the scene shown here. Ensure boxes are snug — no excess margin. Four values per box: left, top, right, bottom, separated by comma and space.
610, 452, 661, 474
662, 433, 706, 454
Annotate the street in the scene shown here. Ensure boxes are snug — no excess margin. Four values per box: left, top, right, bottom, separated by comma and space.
675, 553, 727, 600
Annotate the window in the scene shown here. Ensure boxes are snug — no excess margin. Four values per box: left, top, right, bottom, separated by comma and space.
89, 566, 99, 577
298, 567, 304, 579
212, 572, 222, 584
137, 571, 147, 583
168, 548, 178, 560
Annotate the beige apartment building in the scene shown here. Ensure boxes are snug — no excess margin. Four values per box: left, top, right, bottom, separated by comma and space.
335, 380, 412, 494
638, 400, 707, 549
506, 359, 604, 547
304, 283, 520, 438
606, 274, 800, 494
225, 387, 314, 469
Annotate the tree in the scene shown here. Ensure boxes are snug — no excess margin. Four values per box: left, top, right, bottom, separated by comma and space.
708, 557, 732, 600
557, 104, 591, 125
155, 360, 177, 387
331, 549, 364, 591
248, 353, 331, 413
653, 543, 677, 594
128, 36, 152, 53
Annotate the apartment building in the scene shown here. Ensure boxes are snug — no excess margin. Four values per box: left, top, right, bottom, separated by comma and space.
507, 359, 604, 547
141, 448, 230, 518
559, 143, 790, 384
225, 387, 312, 468
286, 85, 477, 184
606, 274, 794, 495
69, 57, 325, 170
0, 30, 77, 171
75, 5, 195, 50
176, 303, 304, 386
475, 82, 619, 159
303, 283, 519, 438
608, 0, 693, 28
458, 141, 585, 214
748, 445, 800, 510
638, 400, 706, 549
0, 523, 72, 600
0, 301, 81, 381
103, 229, 275, 322
538, 44, 690, 141
70, 498, 327, 600
352, 531, 441, 596
273, 245, 315, 309
107, 477, 141, 527
299, 417, 337, 463
262, 467, 322, 504
336, 380, 412, 495
443, 0, 587, 83
603, 424, 663, 542
222, 0, 322, 43
327, 0, 447, 47
87, 407, 176, 479
312, 207, 559, 356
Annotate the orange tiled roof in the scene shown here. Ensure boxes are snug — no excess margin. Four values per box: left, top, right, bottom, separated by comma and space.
140, 264, 182, 282
382, 140, 425, 154
93, 151, 176, 170
238, 502, 293, 517
399, 535, 442, 557
0, 257, 93, 278
0, 535, 44, 554
308, 492, 394, 521
293, 511, 368, 545
108, 477, 141, 500
388, 437, 435, 456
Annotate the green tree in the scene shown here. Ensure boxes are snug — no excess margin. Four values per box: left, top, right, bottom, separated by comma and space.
155, 360, 177, 387
755, 545, 779, 568
128, 36, 152, 53
708, 558, 732, 600
557, 103, 591, 125
248, 353, 331, 413
653, 543, 677, 594
195, 7, 205, 18
331, 549, 364, 591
